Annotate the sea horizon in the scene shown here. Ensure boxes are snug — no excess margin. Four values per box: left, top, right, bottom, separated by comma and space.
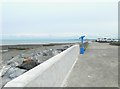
1, 38, 84, 45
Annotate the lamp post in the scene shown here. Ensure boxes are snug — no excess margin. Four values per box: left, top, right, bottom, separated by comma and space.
79, 36, 85, 54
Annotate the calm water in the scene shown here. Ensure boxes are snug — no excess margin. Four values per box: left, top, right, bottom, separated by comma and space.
1, 38, 81, 45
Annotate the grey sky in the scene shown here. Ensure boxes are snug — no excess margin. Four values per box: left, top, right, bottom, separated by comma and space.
1, 0, 118, 39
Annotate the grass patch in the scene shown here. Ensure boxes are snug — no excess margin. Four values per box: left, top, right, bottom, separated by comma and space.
109, 41, 120, 46
8, 47, 29, 50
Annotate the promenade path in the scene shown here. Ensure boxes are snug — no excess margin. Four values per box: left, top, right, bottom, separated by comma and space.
64, 42, 118, 87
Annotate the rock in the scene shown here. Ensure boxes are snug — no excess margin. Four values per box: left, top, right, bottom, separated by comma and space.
36, 53, 41, 56
56, 49, 64, 52
17, 60, 39, 70
23, 57, 32, 63
63, 46, 69, 49
7, 61, 19, 67
37, 59, 44, 64
1, 77, 11, 88
52, 50, 59, 56
9, 68, 26, 79
48, 49, 53, 56
7, 57, 24, 66
1, 67, 26, 87
0, 66, 11, 77
1, 47, 64, 88
42, 52, 48, 56
2, 67, 24, 78
50, 49, 53, 51
22, 54, 31, 58
0, 78, 3, 89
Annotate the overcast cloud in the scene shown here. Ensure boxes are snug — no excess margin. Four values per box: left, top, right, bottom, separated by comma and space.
1, 0, 118, 39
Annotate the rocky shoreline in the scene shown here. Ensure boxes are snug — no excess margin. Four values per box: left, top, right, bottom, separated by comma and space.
0, 43, 76, 88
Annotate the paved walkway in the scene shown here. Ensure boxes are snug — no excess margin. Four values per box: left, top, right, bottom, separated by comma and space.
65, 42, 118, 87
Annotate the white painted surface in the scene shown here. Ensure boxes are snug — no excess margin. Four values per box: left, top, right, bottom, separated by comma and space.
4, 45, 79, 87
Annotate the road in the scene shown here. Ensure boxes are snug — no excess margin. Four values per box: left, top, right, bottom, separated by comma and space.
64, 42, 118, 87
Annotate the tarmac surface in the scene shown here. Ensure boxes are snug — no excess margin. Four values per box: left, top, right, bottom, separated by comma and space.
65, 42, 118, 87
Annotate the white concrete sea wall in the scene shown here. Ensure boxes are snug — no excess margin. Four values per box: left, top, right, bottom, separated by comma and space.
4, 45, 79, 87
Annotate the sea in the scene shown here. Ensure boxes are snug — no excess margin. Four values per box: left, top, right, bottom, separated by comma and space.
1, 38, 82, 45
